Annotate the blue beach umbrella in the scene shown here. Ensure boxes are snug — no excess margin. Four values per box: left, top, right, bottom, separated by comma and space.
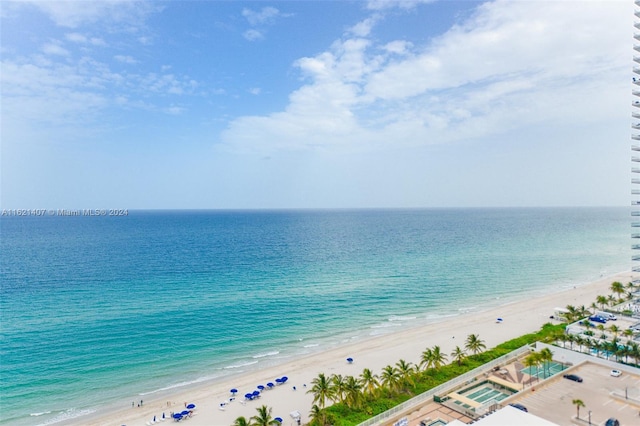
347, 357, 353, 363
186, 403, 195, 409
280, 376, 288, 383
267, 382, 275, 388
257, 385, 265, 390
181, 410, 189, 416
172, 413, 182, 420
275, 417, 283, 423
275, 378, 282, 384
252, 390, 260, 397
245, 393, 254, 400
230, 388, 238, 394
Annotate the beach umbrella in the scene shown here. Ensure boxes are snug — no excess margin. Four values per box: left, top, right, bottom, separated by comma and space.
186, 403, 195, 410
275, 417, 283, 423
230, 388, 238, 395
153, 416, 156, 422
267, 382, 275, 388
257, 384, 265, 390
347, 357, 353, 363
181, 410, 189, 416
496, 318, 503, 323
252, 390, 260, 396
275, 378, 282, 383
172, 413, 182, 420
245, 393, 254, 400
280, 376, 288, 383
162, 413, 165, 419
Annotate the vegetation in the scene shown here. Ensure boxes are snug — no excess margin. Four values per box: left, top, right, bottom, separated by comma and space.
233, 405, 280, 426
232, 280, 638, 426
572, 399, 585, 419
300, 324, 563, 426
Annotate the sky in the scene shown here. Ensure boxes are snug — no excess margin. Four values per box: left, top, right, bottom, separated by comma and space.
0, 0, 634, 209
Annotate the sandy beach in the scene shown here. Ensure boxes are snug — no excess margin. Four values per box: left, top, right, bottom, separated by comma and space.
79, 271, 635, 426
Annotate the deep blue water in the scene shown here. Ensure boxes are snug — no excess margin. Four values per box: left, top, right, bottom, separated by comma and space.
0, 208, 632, 425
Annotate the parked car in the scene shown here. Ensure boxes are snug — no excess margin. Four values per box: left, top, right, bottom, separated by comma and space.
596, 311, 617, 321
509, 403, 528, 412
604, 418, 620, 426
610, 369, 622, 377
563, 374, 583, 382
589, 315, 607, 324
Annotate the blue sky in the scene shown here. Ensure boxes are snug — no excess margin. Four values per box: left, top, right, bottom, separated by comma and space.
0, 0, 633, 209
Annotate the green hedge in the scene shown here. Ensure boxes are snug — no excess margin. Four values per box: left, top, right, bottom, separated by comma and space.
315, 323, 565, 426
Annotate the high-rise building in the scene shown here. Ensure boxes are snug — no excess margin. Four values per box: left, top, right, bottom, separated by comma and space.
633, 0, 640, 280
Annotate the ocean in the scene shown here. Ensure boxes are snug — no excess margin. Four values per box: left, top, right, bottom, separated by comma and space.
0, 208, 632, 425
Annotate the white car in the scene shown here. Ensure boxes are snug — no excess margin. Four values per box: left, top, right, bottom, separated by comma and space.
610, 369, 622, 377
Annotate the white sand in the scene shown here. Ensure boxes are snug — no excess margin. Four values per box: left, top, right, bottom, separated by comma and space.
80, 271, 634, 426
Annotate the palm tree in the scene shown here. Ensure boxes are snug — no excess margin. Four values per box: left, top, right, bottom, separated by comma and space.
380, 365, 401, 394
522, 355, 537, 387
577, 305, 589, 318
251, 405, 279, 426
421, 345, 448, 371
623, 328, 635, 343
451, 346, 466, 366
629, 342, 640, 366
395, 359, 415, 392
566, 333, 576, 350
609, 324, 620, 340
430, 345, 447, 369
233, 416, 252, 426
308, 373, 332, 409
611, 281, 625, 300
572, 399, 585, 419
331, 374, 346, 404
465, 334, 486, 355
344, 375, 362, 409
596, 295, 608, 310
539, 347, 553, 378
589, 339, 600, 358
420, 347, 433, 371
557, 333, 569, 349
589, 302, 598, 314
359, 368, 379, 398
308, 404, 325, 426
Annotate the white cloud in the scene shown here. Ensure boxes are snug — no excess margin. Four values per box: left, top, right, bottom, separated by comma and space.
1, 54, 198, 129
366, 0, 435, 11
242, 6, 282, 26
65, 32, 106, 46
248, 88, 261, 95
42, 41, 69, 56
65, 32, 87, 43
114, 55, 138, 64
222, 1, 631, 155
21, 0, 158, 28
243, 29, 263, 41
382, 40, 412, 55
348, 16, 380, 37
241, 6, 292, 41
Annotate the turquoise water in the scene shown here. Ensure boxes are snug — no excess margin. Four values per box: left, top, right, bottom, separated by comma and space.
521, 361, 566, 379
0, 208, 632, 425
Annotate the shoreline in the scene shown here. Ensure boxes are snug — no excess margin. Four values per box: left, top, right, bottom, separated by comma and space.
67, 270, 635, 426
